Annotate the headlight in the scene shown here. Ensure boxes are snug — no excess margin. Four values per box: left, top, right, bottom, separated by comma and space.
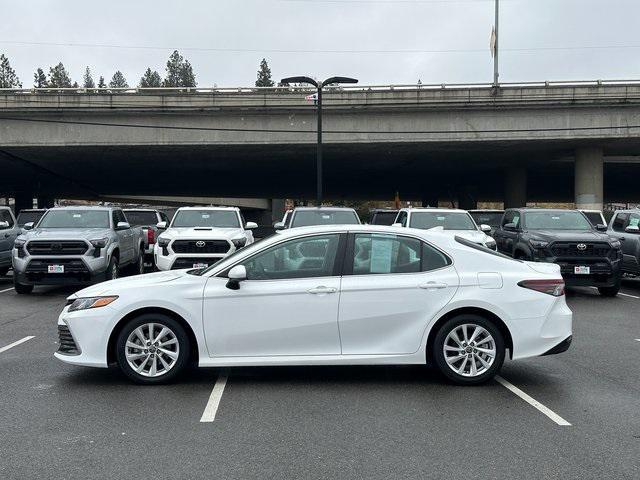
609, 239, 621, 249
157, 237, 170, 248
232, 237, 247, 249
14, 238, 26, 249
90, 238, 108, 248
68, 296, 118, 312
529, 239, 549, 249
484, 240, 496, 249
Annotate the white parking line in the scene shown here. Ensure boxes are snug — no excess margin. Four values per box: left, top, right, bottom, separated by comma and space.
635, 339, 640, 342
619, 292, 640, 299
0, 287, 13, 294
200, 375, 228, 423
495, 375, 571, 426
0, 336, 35, 354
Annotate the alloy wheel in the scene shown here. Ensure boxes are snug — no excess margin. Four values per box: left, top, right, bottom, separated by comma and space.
443, 323, 496, 377
125, 322, 180, 378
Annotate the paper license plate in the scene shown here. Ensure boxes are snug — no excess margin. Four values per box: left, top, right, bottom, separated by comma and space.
48, 265, 64, 273
193, 263, 209, 269
574, 266, 590, 275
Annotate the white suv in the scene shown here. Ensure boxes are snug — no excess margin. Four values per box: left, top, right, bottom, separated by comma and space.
154, 207, 256, 271
394, 207, 497, 250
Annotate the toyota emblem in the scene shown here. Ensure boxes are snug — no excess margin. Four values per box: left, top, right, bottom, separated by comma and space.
195, 241, 206, 248
577, 243, 587, 251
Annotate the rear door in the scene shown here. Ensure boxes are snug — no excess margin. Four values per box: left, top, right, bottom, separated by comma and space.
495, 210, 520, 255
338, 232, 459, 355
612, 213, 640, 273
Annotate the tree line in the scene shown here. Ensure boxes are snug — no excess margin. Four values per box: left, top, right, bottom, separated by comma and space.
0, 51, 276, 89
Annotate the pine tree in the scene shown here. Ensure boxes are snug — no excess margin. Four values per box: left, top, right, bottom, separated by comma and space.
255, 58, 274, 87
0, 54, 22, 88
109, 71, 128, 88
48, 63, 73, 88
83, 67, 95, 88
97, 76, 106, 88
163, 50, 196, 87
139, 67, 162, 87
34, 68, 48, 88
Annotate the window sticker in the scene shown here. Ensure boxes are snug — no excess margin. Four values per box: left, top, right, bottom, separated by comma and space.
73, 214, 82, 218
629, 217, 640, 228
202, 214, 210, 218
370, 237, 393, 273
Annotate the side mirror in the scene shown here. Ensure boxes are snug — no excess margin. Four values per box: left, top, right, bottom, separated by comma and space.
625, 225, 640, 233
156, 221, 167, 229
226, 265, 247, 290
245, 221, 258, 230
23, 222, 34, 231
0, 221, 9, 229
503, 223, 517, 231
273, 221, 285, 230
596, 224, 608, 232
480, 224, 492, 233
116, 221, 130, 230
392, 222, 403, 227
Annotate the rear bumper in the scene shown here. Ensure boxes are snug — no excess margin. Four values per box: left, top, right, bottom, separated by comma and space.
542, 335, 572, 356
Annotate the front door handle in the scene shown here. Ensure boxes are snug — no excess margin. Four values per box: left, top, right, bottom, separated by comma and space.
419, 282, 448, 290
307, 286, 337, 295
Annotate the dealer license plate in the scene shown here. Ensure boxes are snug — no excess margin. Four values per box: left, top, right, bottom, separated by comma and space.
48, 265, 64, 273
193, 263, 209, 269
574, 266, 590, 275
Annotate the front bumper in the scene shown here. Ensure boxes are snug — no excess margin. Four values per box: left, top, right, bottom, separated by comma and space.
0, 249, 11, 268
13, 251, 110, 286
154, 249, 231, 271
532, 253, 621, 288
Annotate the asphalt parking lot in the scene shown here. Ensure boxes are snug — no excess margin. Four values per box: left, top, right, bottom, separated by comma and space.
0, 274, 639, 480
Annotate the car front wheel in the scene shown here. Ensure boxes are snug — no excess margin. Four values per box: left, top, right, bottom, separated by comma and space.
115, 313, 189, 384
598, 284, 620, 297
433, 314, 505, 385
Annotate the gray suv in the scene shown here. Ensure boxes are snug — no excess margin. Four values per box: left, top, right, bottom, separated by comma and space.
0, 207, 20, 276
12, 206, 145, 294
608, 209, 640, 276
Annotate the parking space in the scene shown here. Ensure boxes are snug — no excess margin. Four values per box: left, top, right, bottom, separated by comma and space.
0, 278, 639, 479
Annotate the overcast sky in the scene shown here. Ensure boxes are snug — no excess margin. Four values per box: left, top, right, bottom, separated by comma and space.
2, 0, 639, 88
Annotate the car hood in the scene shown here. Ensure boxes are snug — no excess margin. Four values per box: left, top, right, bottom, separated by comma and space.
524, 230, 611, 242
159, 227, 245, 240
20, 228, 112, 241
68, 270, 187, 299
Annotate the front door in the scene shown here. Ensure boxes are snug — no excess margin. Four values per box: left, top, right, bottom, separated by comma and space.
203, 233, 345, 357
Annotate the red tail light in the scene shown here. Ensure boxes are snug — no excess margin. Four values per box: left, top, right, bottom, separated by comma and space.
518, 279, 565, 296
147, 229, 155, 245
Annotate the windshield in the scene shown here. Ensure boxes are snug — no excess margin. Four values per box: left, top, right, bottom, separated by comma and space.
469, 212, 503, 229
370, 211, 398, 226
291, 210, 360, 227
124, 211, 159, 227
38, 210, 110, 229
171, 210, 240, 228
524, 211, 593, 230
17, 211, 45, 227
410, 212, 477, 231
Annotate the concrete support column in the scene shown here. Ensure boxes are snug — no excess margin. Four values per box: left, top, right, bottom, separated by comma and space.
13, 193, 34, 214
421, 194, 438, 208
574, 147, 604, 210
270, 199, 286, 224
37, 196, 55, 209
458, 189, 478, 210
504, 166, 527, 208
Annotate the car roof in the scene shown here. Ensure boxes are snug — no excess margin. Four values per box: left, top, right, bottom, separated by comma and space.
175, 206, 239, 211
123, 208, 159, 212
47, 206, 112, 211
468, 209, 504, 213
292, 206, 356, 212
401, 207, 468, 214
613, 208, 640, 213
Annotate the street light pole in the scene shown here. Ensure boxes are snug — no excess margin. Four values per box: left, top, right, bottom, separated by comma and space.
493, 0, 500, 87
280, 75, 358, 206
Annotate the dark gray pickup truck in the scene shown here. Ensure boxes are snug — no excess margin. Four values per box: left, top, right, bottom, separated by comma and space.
608, 209, 640, 276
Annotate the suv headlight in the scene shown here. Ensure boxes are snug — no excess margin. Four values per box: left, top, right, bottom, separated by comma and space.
157, 237, 170, 248
14, 238, 26, 249
90, 238, 108, 248
68, 296, 118, 312
232, 237, 247, 249
529, 239, 549, 249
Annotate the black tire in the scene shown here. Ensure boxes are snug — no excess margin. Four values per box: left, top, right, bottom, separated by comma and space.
0, 267, 9, 276
105, 256, 119, 281
432, 314, 505, 386
115, 313, 190, 385
13, 276, 34, 294
598, 284, 620, 297
126, 251, 145, 276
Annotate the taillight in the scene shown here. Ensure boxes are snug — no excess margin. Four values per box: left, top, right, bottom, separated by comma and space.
147, 229, 155, 245
518, 279, 565, 296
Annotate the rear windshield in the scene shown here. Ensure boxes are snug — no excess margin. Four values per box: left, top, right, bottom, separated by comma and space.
455, 236, 518, 260
410, 212, 477, 230
291, 210, 360, 227
171, 210, 240, 228
17, 211, 45, 227
524, 211, 592, 230
370, 211, 398, 226
38, 210, 110, 229
469, 212, 503, 228
124, 211, 158, 226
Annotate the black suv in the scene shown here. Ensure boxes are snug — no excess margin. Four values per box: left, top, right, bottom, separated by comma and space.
493, 208, 622, 296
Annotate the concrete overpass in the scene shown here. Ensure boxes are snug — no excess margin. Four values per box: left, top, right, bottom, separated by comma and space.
1, 80, 639, 215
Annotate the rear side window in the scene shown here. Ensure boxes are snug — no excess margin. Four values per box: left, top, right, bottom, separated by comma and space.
612, 213, 628, 232
0, 210, 14, 228
124, 211, 159, 226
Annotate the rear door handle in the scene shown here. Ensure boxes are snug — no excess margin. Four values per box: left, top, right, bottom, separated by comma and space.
307, 286, 337, 295
419, 282, 448, 290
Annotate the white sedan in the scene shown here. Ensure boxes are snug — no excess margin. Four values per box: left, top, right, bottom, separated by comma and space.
55, 225, 572, 385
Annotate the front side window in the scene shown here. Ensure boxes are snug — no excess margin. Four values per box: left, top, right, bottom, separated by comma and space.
0, 210, 14, 228
171, 210, 240, 228
291, 210, 359, 228
241, 234, 341, 280
352, 233, 425, 275
38, 210, 110, 229
409, 212, 477, 231
16, 211, 44, 227
612, 213, 629, 232
524, 211, 592, 230
629, 214, 640, 229
582, 211, 604, 226
396, 211, 408, 227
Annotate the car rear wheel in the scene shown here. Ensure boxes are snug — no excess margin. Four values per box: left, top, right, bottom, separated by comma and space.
598, 284, 620, 297
13, 277, 33, 294
115, 313, 189, 384
433, 314, 505, 385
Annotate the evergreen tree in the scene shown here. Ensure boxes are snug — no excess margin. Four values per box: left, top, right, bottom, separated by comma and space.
139, 67, 162, 87
97, 76, 106, 88
48, 62, 73, 88
34, 68, 48, 88
83, 66, 95, 88
72, 81, 79, 88
0, 54, 22, 88
255, 58, 274, 87
163, 50, 196, 87
109, 71, 128, 88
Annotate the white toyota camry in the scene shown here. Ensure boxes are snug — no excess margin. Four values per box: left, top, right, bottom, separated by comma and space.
55, 225, 572, 385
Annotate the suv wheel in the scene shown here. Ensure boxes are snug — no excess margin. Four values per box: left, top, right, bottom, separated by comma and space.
432, 314, 505, 385
13, 277, 34, 294
115, 313, 189, 384
598, 284, 620, 297
106, 256, 119, 281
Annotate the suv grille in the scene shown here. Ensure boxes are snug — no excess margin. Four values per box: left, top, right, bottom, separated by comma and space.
57, 325, 80, 355
27, 240, 88, 256
25, 259, 90, 274
550, 242, 611, 258
172, 240, 230, 254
